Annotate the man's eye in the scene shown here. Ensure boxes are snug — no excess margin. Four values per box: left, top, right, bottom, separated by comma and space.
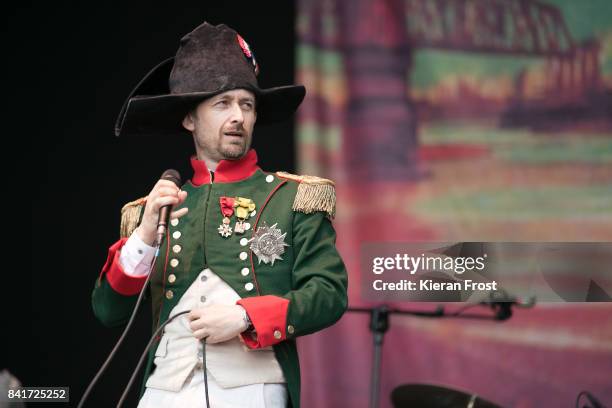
216, 100, 228, 106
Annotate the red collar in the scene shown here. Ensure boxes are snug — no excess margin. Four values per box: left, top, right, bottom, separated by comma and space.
190, 149, 260, 186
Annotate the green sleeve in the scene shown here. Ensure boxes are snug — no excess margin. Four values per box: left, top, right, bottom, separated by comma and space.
283, 211, 348, 336
91, 277, 142, 328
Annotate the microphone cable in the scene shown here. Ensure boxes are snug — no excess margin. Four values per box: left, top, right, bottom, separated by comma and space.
77, 242, 161, 408
116, 317, 213, 408
202, 337, 211, 408
116, 310, 188, 407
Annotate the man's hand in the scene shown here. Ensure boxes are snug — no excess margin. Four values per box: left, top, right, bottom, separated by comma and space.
135, 179, 189, 245
188, 305, 248, 343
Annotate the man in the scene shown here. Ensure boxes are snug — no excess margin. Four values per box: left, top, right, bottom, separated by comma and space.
92, 22, 348, 408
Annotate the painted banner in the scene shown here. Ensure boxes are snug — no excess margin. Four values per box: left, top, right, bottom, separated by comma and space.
296, 0, 612, 407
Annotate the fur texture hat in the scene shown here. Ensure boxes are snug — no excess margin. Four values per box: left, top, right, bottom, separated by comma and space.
115, 22, 306, 137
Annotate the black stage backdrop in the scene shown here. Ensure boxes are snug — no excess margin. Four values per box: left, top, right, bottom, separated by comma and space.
13, 2, 296, 407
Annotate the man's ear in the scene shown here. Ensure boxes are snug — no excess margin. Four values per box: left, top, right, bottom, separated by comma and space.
182, 112, 195, 132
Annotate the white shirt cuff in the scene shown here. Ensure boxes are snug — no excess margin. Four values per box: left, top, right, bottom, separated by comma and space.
118, 231, 156, 277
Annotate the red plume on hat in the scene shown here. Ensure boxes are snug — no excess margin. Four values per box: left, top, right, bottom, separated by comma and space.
115, 22, 306, 137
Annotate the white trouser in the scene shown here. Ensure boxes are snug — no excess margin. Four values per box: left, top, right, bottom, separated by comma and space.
137, 367, 288, 408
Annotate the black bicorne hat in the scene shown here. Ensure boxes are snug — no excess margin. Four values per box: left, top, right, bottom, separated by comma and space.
115, 22, 306, 137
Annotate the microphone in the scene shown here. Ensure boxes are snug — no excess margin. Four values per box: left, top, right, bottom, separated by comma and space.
479, 290, 536, 320
156, 169, 182, 246
480, 289, 536, 307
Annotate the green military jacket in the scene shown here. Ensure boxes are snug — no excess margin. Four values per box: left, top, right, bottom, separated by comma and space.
91, 150, 348, 408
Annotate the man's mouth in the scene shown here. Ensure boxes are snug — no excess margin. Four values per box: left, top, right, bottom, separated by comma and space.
224, 131, 243, 137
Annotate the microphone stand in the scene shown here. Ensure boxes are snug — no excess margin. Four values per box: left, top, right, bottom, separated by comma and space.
348, 302, 521, 408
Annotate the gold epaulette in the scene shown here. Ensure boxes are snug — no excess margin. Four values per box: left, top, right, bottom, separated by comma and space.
276, 171, 336, 219
120, 196, 147, 238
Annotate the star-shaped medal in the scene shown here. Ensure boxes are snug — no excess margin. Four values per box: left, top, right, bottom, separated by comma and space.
248, 222, 289, 265
218, 223, 233, 238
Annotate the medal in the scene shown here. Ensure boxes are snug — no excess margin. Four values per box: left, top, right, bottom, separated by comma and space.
218, 197, 235, 238
248, 222, 289, 266
234, 197, 256, 235
218, 196, 256, 238
218, 223, 232, 237
235, 220, 245, 234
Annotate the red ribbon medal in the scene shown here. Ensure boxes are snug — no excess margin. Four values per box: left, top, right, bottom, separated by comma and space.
218, 197, 236, 237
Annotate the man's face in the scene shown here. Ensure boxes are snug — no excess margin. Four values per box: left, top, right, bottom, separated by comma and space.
182, 89, 256, 162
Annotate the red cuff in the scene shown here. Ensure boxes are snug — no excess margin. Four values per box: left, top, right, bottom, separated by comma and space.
237, 295, 290, 349
98, 238, 148, 296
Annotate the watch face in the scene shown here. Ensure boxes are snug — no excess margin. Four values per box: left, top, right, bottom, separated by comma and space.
243, 310, 253, 331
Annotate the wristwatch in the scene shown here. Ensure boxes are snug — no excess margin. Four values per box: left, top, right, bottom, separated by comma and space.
242, 309, 254, 332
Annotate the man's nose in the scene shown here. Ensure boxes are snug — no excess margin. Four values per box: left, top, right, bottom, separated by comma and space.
229, 102, 244, 124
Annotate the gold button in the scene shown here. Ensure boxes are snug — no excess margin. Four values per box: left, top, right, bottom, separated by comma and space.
266, 175, 274, 183
239, 251, 248, 260
240, 238, 249, 246
172, 231, 181, 239
165, 290, 174, 300
171, 218, 179, 227
241, 267, 250, 276
170, 259, 179, 268
245, 282, 254, 291
273, 329, 282, 339
168, 274, 176, 283
172, 245, 182, 253
287, 325, 295, 335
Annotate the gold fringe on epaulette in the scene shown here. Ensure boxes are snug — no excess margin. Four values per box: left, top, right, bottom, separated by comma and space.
120, 197, 147, 238
276, 172, 336, 219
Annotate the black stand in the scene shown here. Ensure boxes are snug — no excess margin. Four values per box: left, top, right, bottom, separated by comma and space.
348, 303, 515, 408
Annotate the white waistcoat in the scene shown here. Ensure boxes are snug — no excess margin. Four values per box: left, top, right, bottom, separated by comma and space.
145, 268, 286, 392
